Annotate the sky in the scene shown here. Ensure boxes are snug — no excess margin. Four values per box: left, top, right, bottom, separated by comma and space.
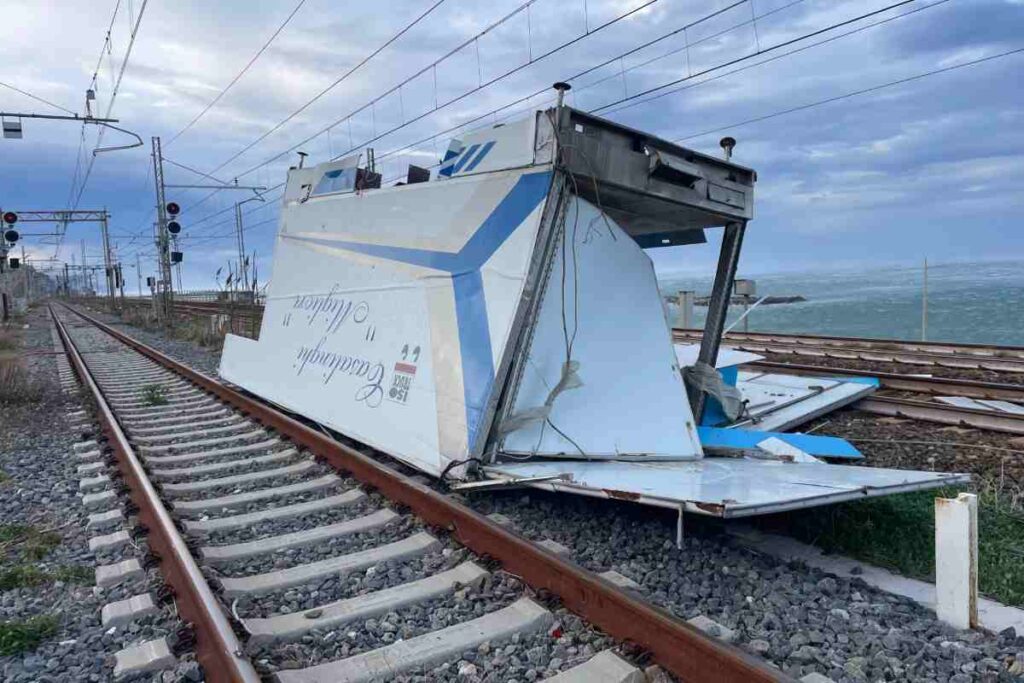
0, 0, 1021, 292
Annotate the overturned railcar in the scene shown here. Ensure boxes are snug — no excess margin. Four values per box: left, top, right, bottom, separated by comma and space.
220, 103, 967, 517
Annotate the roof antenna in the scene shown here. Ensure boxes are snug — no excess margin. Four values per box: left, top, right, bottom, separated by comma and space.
719, 136, 736, 161
296, 151, 308, 169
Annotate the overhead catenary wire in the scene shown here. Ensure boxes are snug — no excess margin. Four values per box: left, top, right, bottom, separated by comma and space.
597, 0, 952, 119
0, 81, 76, 114
193, 0, 448, 165
673, 46, 1024, 143
57, 0, 150, 260
166, 0, 309, 145
177, 0, 974, 259
180, 0, 659, 220
372, 0, 945, 183
178, 0, 888, 232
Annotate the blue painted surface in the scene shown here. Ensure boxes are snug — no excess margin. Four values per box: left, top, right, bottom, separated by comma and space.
463, 141, 496, 173
290, 170, 553, 450
438, 145, 463, 177
698, 426, 862, 459
826, 375, 880, 387
450, 143, 481, 175
701, 365, 739, 426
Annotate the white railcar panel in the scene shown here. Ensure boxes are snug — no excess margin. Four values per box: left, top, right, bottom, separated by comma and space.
500, 197, 703, 459
220, 167, 554, 477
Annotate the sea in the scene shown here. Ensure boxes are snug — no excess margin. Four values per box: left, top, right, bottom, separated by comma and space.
658, 260, 1024, 347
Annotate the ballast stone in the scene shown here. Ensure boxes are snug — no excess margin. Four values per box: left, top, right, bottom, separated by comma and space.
687, 614, 737, 643
537, 539, 572, 557
800, 674, 836, 683
599, 570, 644, 592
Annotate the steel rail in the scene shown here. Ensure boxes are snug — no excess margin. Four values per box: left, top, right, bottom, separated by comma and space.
708, 339, 1024, 374
674, 328, 1024, 361
854, 395, 1024, 435
60, 302, 792, 683
748, 360, 1024, 403
49, 306, 262, 683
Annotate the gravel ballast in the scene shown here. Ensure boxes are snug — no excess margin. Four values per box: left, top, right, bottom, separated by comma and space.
63, 305, 1024, 681
0, 307, 195, 682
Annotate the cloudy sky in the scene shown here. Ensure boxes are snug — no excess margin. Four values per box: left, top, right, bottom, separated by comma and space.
1, 0, 1021, 291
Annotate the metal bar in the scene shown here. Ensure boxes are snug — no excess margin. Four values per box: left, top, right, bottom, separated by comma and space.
690, 221, 746, 420
164, 184, 267, 190
855, 395, 1024, 435
673, 328, 1024, 359
50, 306, 260, 683
61, 303, 791, 683
0, 112, 118, 122
746, 360, 1024, 403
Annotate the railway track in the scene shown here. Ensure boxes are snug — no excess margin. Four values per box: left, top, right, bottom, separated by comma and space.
674, 328, 1024, 362
52, 302, 786, 683
673, 330, 1024, 374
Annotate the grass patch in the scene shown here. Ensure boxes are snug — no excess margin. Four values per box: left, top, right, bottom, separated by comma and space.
0, 615, 59, 656
0, 330, 16, 352
51, 564, 93, 585
0, 564, 50, 590
0, 470, 9, 486
0, 358, 43, 403
0, 524, 62, 561
140, 383, 168, 406
0, 563, 92, 590
773, 488, 1024, 608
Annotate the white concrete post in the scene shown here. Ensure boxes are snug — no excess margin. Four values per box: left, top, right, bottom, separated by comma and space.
934, 492, 978, 630
675, 290, 695, 329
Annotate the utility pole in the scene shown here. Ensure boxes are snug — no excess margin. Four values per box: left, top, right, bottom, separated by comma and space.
21, 245, 28, 306
922, 257, 929, 342
63, 263, 70, 297
151, 136, 173, 323
100, 209, 115, 311
136, 252, 142, 296
235, 203, 248, 292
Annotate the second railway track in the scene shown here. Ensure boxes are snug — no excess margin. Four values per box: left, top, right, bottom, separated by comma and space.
52, 303, 786, 683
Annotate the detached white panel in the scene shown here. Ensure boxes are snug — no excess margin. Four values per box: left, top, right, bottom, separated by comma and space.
488, 459, 971, 517
734, 371, 876, 432
500, 197, 702, 459
220, 167, 553, 477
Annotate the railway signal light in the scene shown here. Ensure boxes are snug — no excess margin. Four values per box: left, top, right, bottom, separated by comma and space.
166, 202, 180, 216
3, 211, 17, 224
170, 251, 183, 264
167, 220, 181, 234
3, 229, 18, 243
8, 258, 19, 269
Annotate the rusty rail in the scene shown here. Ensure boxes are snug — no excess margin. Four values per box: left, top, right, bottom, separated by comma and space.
674, 327, 1024, 360
50, 306, 261, 683
60, 302, 791, 683
749, 360, 1024, 403
854, 395, 1024, 435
